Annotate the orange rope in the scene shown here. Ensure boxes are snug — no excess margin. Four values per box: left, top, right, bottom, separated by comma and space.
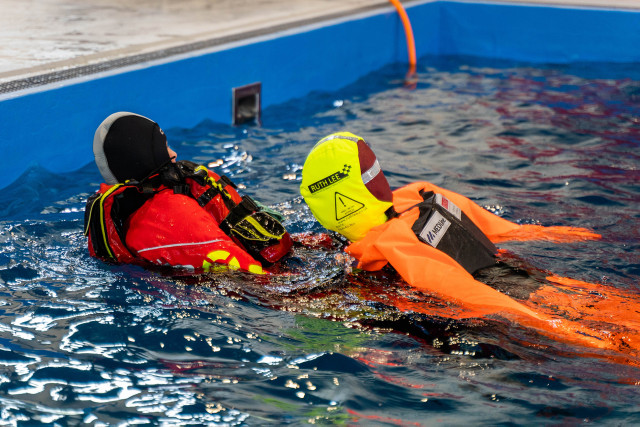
388, 0, 417, 78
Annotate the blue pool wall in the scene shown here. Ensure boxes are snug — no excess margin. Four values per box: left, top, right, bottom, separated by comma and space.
1, 0, 640, 190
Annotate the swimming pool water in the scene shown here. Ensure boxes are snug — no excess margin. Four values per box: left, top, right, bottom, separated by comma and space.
0, 55, 639, 424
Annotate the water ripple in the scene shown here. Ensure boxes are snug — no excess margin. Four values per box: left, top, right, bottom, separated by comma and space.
0, 56, 638, 424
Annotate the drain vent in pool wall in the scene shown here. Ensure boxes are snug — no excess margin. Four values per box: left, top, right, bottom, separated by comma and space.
232, 82, 261, 125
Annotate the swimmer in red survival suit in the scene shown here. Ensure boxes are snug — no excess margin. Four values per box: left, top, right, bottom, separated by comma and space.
300, 132, 640, 359
84, 112, 292, 274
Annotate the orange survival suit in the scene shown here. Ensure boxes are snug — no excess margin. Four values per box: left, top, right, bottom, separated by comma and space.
347, 181, 600, 320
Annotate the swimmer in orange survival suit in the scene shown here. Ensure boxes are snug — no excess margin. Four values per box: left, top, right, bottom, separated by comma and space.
85, 112, 292, 274
300, 132, 640, 363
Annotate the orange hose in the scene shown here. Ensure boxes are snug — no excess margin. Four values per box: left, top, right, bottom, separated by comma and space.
388, 0, 417, 77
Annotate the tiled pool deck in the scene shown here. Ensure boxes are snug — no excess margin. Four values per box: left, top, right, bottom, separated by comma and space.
1, 0, 638, 89
0, 0, 388, 85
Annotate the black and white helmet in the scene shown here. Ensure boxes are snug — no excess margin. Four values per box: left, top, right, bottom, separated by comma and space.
93, 112, 170, 184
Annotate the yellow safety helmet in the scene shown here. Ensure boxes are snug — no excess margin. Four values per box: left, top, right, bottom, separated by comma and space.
300, 132, 395, 242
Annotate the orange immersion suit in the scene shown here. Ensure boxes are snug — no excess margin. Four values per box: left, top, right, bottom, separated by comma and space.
345, 182, 640, 358
347, 181, 599, 320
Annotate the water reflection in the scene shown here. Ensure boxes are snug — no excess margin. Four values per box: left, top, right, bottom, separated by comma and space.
0, 57, 639, 424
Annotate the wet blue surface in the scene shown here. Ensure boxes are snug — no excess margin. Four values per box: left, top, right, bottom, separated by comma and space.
0, 55, 639, 425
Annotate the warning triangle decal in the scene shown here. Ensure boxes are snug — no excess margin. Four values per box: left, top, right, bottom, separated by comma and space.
335, 192, 365, 220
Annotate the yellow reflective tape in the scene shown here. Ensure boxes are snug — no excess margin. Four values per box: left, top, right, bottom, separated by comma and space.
228, 257, 240, 270
248, 264, 264, 274
203, 250, 230, 272
232, 224, 262, 241
202, 250, 261, 274
83, 197, 100, 236
98, 184, 124, 259
243, 216, 283, 240
205, 250, 230, 262
202, 250, 237, 271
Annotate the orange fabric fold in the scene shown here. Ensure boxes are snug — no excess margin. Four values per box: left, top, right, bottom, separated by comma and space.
393, 182, 601, 244
348, 218, 541, 320
534, 276, 640, 351
494, 225, 601, 243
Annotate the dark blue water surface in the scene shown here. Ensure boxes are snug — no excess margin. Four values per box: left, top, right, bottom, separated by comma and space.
1, 55, 639, 425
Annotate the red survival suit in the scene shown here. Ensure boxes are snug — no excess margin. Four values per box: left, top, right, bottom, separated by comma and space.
84, 161, 291, 274
346, 182, 601, 320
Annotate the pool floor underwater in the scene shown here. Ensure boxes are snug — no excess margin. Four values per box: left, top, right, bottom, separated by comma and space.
0, 55, 639, 424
